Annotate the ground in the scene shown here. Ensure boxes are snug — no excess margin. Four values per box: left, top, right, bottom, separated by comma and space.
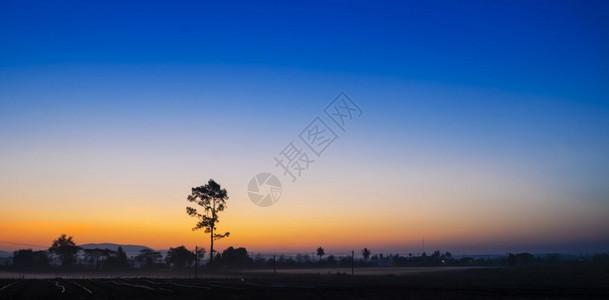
1, 265, 608, 299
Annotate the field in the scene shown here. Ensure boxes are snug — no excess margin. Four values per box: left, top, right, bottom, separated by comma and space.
1, 265, 608, 299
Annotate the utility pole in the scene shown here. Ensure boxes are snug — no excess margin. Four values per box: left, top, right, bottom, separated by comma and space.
194, 245, 198, 279
351, 250, 355, 276
422, 238, 425, 254
273, 255, 276, 275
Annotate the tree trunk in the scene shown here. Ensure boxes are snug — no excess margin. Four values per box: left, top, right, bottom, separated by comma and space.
210, 227, 214, 265
209, 200, 216, 265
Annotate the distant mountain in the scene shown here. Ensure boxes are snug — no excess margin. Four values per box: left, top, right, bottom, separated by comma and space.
79, 243, 153, 258
0, 250, 11, 258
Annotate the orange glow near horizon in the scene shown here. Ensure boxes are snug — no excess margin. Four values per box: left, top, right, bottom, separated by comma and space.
2, 188, 607, 254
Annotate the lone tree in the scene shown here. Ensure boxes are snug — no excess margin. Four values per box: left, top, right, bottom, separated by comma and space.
187, 179, 230, 265
316, 246, 325, 261
361, 248, 371, 262
49, 234, 80, 267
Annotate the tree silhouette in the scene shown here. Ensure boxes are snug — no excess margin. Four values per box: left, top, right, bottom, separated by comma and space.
83, 248, 111, 268
326, 255, 336, 266
166, 245, 196, 268
49, 234, 80, 268
135, 249, 162, 267
221, 247, 253, 267
316, 247, 325, 261
116, 246, 129, 269
13, 249, 49, 269
361, 248, 371, 262
195, 247, 206, 263
187, 179, 230, 265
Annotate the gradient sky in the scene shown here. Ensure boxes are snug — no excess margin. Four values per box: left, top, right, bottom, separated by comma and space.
1, 0, 608, 255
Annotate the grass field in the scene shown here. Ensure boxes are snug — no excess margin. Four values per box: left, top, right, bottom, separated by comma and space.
1, 265, 608, 299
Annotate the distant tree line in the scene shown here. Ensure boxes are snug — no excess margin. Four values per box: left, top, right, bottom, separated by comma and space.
3, 235, 609, 271
247, 249, 609, 269
2, 234, 250, 271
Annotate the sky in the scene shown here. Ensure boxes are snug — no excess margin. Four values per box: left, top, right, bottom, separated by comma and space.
1, 0, 608, 255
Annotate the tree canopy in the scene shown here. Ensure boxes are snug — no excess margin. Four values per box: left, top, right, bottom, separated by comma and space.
49, 234, 80, 267
166, 245, 196, 268
316, 247, 325, 260
135, 249, 162, 267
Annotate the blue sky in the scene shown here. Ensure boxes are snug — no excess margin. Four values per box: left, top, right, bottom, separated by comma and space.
1, 1, 608, 253
2, 0, 608, 99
